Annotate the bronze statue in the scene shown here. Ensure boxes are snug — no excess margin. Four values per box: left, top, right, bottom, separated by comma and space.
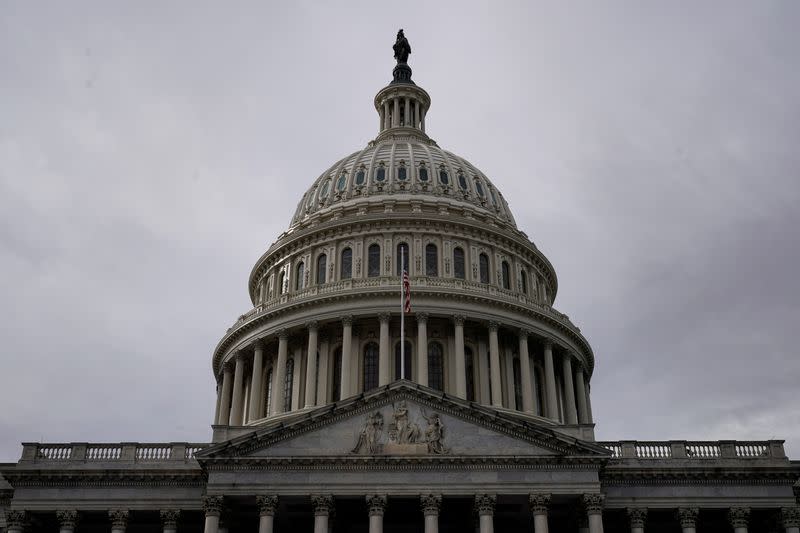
393, 29, 411, 64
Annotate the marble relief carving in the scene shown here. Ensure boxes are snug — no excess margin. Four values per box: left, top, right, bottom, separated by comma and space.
351, 401, 447, 455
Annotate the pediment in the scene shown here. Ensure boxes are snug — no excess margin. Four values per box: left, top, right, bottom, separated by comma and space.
198, 382, 609, 461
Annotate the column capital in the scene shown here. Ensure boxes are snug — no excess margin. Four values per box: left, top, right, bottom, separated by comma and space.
202, 495, 223, 516
306, 320, 319, 331
366, 494, 387, 516
6, 510, 26, 529
57, 510, 79, 529
420, 494, 441, 516
256, 494, 279, 516
160, 509, 180, 529
728, 507, 750, 528
518, 328, 532, 338
416, 311, 429, 323
235, 350, 249, 362
543, 338, 554, 350
378, 312, 391, 323
252, 339, 265, 351
453, 314, 466, 326
474, 494, 496, 516
627, 507, 648, 528
223, 360, 235, 373
108, 509, 129, 529
311, 494, 334, 516
487, 321, 499, 332
528, 493, 551, 516
677, 507, 699, 528
277, 328, 289, 340
342, 315, 354, 327
582, 493, 604, 515
782, 507, 800, 528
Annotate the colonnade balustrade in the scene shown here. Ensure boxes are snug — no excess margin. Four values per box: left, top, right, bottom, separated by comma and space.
214, 313, 595, 428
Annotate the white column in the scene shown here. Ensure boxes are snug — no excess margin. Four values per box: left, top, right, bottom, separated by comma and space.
393, 98, 400, 127
249, 342, 265, 420
583, 494, 604, 533
383, 102, 390, 130
304, 321, 319, 408
562, 354, 578, 424
453, 315, 467, 398
229, 352, 246, 425
728, 507, 750, 533
529, 494, 550, 533
57, 510, 78, 533
271, 331, 289, 415
421, 107, 426, 132
574, 366, 590, 424
417, 313, 429, 387
627, 508, 647, 533
203, 496, 223, 533
475, 495, 495, 533
160, 510, 180, 533
585, 380, 594, 423
317, 337, 329, 405
782, 507, 800, 533
543, 342, 559, 421
312, 495, 333, 533
677, 507, 698, 533
366, 494, 387, 533
421, 494, 441, 533
379, 313, 391, 386
217, 362, 234, 425
488, 323, 502, 407
109, 509, 128, 533
414, 101, 420, 128
404, 97, 410, 126
518, 331, 534, 413
379, 106, 385, 132
341, 316, 353, 397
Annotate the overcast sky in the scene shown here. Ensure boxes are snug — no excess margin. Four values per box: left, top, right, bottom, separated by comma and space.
1, 2, 798, 462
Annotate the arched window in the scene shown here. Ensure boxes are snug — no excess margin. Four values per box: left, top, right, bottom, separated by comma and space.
264, 368, 273, 416
363, 342, 379, 392
295, 262, 305, 291
317, 254, 327, 285
355, 168, 366, 186
513, 357, 523, 410
375, 164, 386, 182
520, 268, 528, 294
396, 242, 409, 275
368, 244, 381, 277
341, 247, 353, 279
397, 165, 407, 181
425, 243, 438, 276
331, 347, 342, 401
428, 342, 444, 391
453, 247, 465, 280
336, 172, 347, 192
319, 179, 331, 200
479, 254, 490, 284
283, 359, 294, 412
501, 261, 511, 290
465, 346, 475, 402
394, 341, 412, 380
278, 271, 286, 295
457, 173, 468, 190
438, 166, 449, 185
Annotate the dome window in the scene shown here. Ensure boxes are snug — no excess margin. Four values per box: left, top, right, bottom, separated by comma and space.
397, 164, 407, 181
363, 342, 379, 392
479, 254, 490, 284
396, 243, 410, 275
425, 243, 438, 277
295, 262, 305, 291
316, 254, 327, 285
394, 341, 412, 380
336, 172, 347, 192
375, 163, 386, 182
501, 261, 511, 290
457, 173, 468, 190
428, 342, 444, 391
355, 168, 366, 186
475, 180, 485, 197
520, 268, 528, 294
453, 247, 465, 280
283, 358, 294, 412
438, 166, 449, 185
340, 247, 353, 279
367, 244, 381, 277
418, 163, 429, 182
319, 179, 331, 199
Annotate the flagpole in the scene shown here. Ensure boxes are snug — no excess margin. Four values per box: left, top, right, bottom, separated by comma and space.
400, 245, 405, 380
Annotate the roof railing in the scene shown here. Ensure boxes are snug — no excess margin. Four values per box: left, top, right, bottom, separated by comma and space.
20, 442, 211, 464
595, 440, 785, 460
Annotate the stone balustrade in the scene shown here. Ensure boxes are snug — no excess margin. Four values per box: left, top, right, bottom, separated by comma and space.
597, 440, 786, 460
19, 442, 210, 463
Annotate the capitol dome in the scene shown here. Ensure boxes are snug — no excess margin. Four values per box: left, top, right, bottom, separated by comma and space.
212, 40, 596, 443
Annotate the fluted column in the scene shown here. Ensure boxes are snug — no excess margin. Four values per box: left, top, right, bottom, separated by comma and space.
379, 313, 391, 386
627, 508, 647, 533
518, 330, 534, 413
57, 510, 78, 533
271, 330, 289, 415
109, 509, 128, 533
562, 354, 578, 424
583, 494, 604, 533
305, 321, 319, 408
217, 362, 234, 425
312, 495, 333, 533
256, 495, 277, 533
6, 510, 25, 533
383, 102, 390, 130
341, 316, 353, 397
728, 507, 750, 533
203, 496, 223, 533
488, 323, 502, 407
160, 510, 180, 533
420, 494, 441, 533
677, 507, 698, 533
417, 313, 429, 387
229, 352, 246, 425
393, 98, 400, 127
317, 337, 329, 406
574, 366, 590, 424
782, 507, 800, 533
454, 315, 467, 398
366, 494, 387, 533
404, 97, 410, 126
249, 342, 265, 420
543, 342, 559, 420
529, 493, 550, 533
474, 494, 495, 533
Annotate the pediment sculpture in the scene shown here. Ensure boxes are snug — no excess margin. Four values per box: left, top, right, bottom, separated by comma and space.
352, 401, 447, 455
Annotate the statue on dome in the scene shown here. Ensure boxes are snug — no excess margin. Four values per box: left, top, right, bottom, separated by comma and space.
393, 29, 411, 64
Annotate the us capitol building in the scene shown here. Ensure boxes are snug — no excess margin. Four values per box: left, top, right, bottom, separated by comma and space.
1, 32, 798, 533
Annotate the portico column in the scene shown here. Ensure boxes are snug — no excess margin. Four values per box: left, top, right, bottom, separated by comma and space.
782, 507, 800, 533
379, 313, 391, 385
543, 342, 559, 420
366, 494, 387, 533
574, 366, 590, 424
677, 507, 698, 533
109, 509, 129, 533
728, 507, 750, 533
474, 494, 496, 533
249, 341, 265, 420
160, 510, 180, 533
393, 98, 400, 127
454, 315, 467, 398
518, 330, 534, 413
583, 494, 604, 533
217, 362, 234, 425
305, 321, 319, 408
312, 495, 333, 533
340, 316, 353, 397
271, 330, 289, 415
627, 507, 647, 533
256, 495, 277, 533
203, 496, 223, 533
562, 354, 579, 424
57, 510, 78, 533
488, 323, 502, 407
229, 352, 246, 425
417, 313, 429, 386
529, 493, 550, 533
420, 494, 441, 533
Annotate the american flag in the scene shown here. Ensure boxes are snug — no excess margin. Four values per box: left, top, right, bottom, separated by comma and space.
402, 269, 411, 313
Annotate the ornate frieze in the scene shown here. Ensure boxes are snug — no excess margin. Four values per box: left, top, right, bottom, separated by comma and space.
582, 493, 604, 515
677, 507, 699, 528
311, 494, 334, 516
627, 507, 647, 528
366, 494, 387, 516
727, 507, 750, 528
108, 509, 129, 529
202, 495, 223, 516
420, 494, 441, 516
474, 494, 496, 516
528, 493, 551, 515
160, 509, 180, 529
